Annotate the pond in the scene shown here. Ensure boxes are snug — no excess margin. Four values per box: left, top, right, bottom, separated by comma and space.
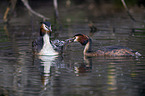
0, 1, 145, 96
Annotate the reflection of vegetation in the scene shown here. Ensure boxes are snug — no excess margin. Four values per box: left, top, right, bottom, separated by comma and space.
0, 37, 9, 43
107, 63, 117, 91
135, 28, 145, 31
0, 28, 9, 43
134, 32, 145, 38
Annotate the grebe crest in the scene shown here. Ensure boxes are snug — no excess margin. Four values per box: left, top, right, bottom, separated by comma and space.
74, 34, 90, 45
73, 34, 92, 54
40, 22, 52, 36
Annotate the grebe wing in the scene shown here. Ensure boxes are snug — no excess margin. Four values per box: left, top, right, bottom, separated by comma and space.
101, 45, 132, 52
32, 37, 43, 53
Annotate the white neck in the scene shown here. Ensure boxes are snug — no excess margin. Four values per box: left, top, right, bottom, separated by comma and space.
39, 34, 58, 55
83, 42, 90, 54
83, 41, 92, 55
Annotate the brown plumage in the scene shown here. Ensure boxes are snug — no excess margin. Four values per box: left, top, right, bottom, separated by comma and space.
72, 34, 141, 57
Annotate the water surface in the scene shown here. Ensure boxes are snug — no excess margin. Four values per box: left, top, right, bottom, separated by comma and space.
0, 1, 145, 96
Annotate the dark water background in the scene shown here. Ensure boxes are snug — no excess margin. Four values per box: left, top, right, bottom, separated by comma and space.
0, 0, 145, 96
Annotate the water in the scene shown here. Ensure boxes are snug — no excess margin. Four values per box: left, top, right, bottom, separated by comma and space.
1, 1, 145, 96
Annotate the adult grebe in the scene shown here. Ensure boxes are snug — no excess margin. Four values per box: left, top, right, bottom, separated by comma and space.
72, 34, 141, 57
32, 22, 71, 55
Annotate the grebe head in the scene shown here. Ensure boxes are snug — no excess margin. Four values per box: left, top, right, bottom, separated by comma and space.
73, 34, 90, 45
40, 22, 52, 36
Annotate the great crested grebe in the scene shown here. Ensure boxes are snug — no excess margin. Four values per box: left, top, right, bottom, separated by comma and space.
32, 22, 71, 55
72, 34, 141, 57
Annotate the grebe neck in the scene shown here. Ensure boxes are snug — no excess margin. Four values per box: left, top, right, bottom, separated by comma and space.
39, 34, 58, 55
83, 39, 92, 54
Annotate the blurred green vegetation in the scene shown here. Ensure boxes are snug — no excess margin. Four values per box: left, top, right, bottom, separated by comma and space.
113, 0, 137, 6
0, 27, 9, 43
1, 0, 144, 24
110, 0, 138, 13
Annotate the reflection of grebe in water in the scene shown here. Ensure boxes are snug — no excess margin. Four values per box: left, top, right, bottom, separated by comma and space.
37, 55, 60, 88
38, 56, 58, 76
71, 34, 141, 57
74, 57, 92, 76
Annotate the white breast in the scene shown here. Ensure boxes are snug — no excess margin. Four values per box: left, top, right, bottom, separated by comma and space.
39, 34, 58, 55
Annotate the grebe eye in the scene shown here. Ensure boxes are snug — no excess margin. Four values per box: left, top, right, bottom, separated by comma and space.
45, 25, 52, 31
43, 24, 49, 31
45, 25, 49, 29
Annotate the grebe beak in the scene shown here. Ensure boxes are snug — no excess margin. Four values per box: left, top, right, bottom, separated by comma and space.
48, 27, 52, 32
66, 37, 75, 43
68, 36, 78, 42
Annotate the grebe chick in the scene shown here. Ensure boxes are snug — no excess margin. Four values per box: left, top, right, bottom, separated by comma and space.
32, 22, 71, 55
72, 34, 141, 57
